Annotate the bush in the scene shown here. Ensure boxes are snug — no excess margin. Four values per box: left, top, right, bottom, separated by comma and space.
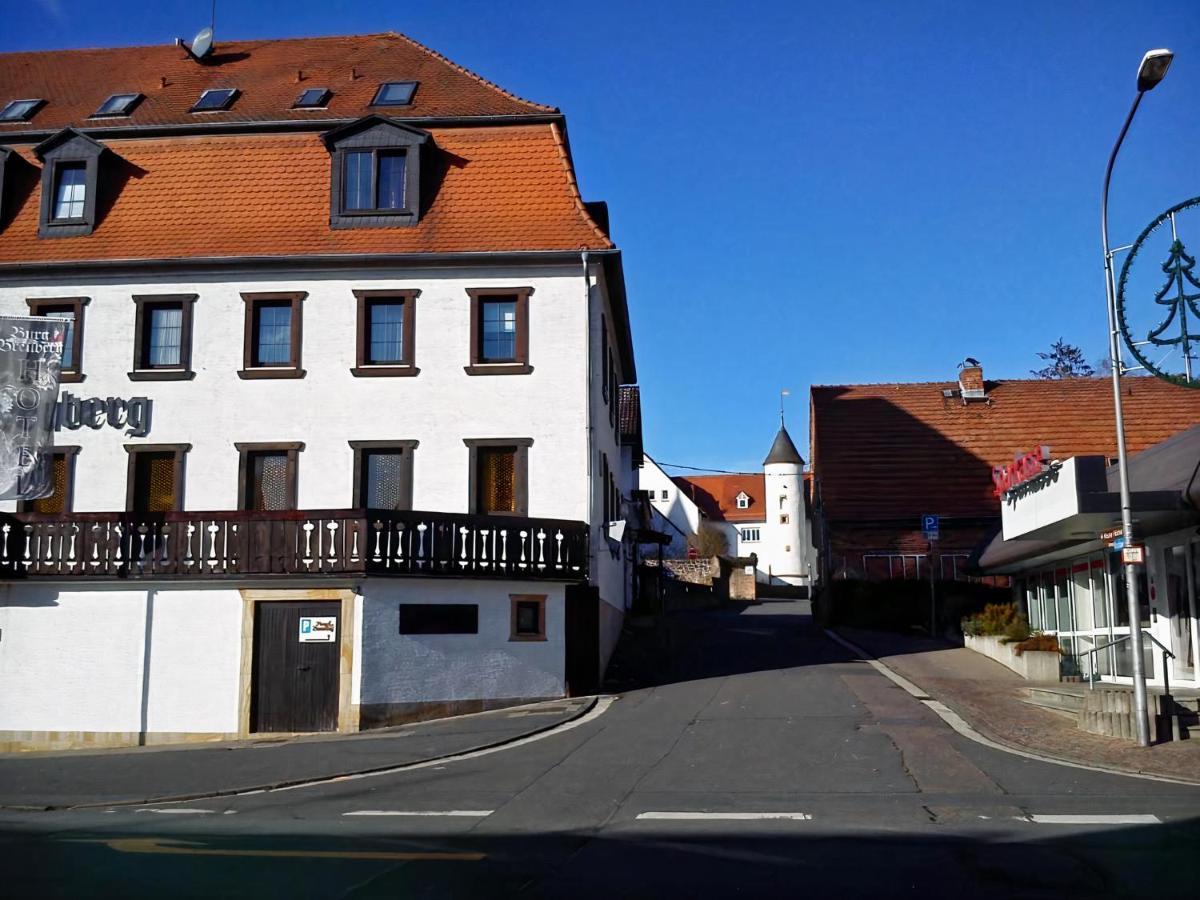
1000, 614, 1031, 644
961, 602, 1019, 636
1013, 633, 1060, 656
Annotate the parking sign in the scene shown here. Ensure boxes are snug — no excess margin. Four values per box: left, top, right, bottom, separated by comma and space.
922, 514, 939, 541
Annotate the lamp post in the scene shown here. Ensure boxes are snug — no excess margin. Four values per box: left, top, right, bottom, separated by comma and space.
1101, 48, 1173, 748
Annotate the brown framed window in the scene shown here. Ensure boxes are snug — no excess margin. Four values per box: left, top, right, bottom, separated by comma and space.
465, 287, 532, 375
510, 594, 547, 642
19, 446, 79, 514
27, 296, 87, 382
125, 444, 189, 513
350, 440, 417, 509
239, 292, 305, 379
131, 294, 197, 380
464, 438, 532, 516
237, 442, 302, 511
352, 290, 418, 376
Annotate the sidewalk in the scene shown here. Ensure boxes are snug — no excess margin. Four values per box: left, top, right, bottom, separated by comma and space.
834, 627, 1200, 784
0, 697, 594, 810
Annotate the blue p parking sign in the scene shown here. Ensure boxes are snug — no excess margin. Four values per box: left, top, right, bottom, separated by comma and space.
922, 514, 939, 541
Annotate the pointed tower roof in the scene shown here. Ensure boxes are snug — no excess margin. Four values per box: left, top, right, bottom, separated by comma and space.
763, 425, 804, 466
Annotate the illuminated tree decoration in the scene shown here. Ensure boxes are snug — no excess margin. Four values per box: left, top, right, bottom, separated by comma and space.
1117, 195, 1200, 388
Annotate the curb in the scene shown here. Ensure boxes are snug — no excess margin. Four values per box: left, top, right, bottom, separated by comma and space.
5, 695, 604, 812
825, 628, 1200, 788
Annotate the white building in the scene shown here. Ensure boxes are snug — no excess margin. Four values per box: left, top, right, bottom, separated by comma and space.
0, 33, 643, 750
639, 423, 817, 588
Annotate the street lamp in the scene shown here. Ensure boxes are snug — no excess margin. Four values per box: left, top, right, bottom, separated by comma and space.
1101, 47, 1173, 748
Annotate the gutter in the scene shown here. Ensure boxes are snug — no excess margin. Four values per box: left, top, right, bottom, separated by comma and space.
0, 113, 567, 145
583, 250, 595, 575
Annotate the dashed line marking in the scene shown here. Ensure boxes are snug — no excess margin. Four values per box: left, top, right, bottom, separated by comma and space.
340, 816, 494, 820
134, 808, 223, 815
1025, 814, 1161, 825
635, 812, 813, 821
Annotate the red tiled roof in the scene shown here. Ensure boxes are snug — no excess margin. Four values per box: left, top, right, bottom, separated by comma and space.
673, 474, 766, 523
0, 124, 612, 262
0, 33, 553, 133
811, 378, 1200, 522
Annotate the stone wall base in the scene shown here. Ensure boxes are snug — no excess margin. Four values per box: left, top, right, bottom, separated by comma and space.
0, 730, 239, 753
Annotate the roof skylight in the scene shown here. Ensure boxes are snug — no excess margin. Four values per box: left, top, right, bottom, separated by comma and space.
0, 99, 44, 122
370, 82, 418, 107
92, 92, 142, 117
294, 87, 331, 109
191, 88, 238, 113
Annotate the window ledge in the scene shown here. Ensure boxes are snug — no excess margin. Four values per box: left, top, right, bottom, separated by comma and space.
464, 364, 533, 376
351, 365, 420, 378
509, 634, 548, 643
128, 369, 195, 381
58, 371, 85, 383
238, 368, 306, 380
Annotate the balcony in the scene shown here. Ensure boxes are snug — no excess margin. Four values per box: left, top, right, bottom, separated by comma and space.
0, 509, 589, 582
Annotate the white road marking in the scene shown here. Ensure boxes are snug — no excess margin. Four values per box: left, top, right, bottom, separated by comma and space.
824, 629, 929, 698
340, 816, 494, 820
1025, 814, 1161, 825
134, 808, 221, 815
636, 812, 813, 821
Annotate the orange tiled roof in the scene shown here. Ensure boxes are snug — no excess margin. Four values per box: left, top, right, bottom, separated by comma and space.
810, 378, 1200, 522
0, 33, 553, 133
0, 124, 612, 262
673, 474, 767, 523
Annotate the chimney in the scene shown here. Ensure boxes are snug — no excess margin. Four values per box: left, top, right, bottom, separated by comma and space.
958, 358, 986, 401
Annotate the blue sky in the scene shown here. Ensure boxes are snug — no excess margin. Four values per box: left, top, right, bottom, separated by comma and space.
4, 1, 1198, 471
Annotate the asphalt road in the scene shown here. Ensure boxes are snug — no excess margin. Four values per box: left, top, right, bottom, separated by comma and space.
3, 599, 1198, 898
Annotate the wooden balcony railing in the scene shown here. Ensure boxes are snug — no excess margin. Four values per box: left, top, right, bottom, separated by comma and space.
0, 509, 589, 582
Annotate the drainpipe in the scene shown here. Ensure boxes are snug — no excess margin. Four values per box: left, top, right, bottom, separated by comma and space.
582, 250, 594, 577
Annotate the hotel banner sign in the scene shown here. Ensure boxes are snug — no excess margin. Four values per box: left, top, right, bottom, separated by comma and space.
0, 316, 65, 500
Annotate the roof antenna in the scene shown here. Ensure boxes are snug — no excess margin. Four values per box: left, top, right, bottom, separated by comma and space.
779, 388, 790, 427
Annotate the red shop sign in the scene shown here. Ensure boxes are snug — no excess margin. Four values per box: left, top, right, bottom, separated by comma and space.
992, 445, 1050, 498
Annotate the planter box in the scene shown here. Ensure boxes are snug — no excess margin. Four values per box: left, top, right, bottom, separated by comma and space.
964, 634, 1060, 682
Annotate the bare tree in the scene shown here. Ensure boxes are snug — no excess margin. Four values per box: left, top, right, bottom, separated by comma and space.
1031, 339, 1095, 379
687, 523, 729, 559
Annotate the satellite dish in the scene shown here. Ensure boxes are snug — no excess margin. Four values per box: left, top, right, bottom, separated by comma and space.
189, 26, 214, 60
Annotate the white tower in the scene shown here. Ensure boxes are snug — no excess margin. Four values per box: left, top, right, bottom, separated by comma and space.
761, 420, 807, 586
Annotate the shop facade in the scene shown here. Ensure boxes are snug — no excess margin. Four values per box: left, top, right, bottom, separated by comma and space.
976, 426, 1200, 688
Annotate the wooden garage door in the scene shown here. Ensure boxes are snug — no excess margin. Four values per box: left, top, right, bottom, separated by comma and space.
251, 601, 340, 733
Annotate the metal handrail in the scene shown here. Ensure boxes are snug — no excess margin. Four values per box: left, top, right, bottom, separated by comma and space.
1082, 629, 1176, 692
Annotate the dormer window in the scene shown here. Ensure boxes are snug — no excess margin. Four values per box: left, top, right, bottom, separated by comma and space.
735, 492, 751, 510
0, 99, 43, 122
52, 163, 86, 220
191, 88, 238, 112
322, 116, 431, 229
294, 87, 331, 109
34, 128, 107, 238
344, 149, 405, 211
92, 92, 141, 118
370, 82, 418, 107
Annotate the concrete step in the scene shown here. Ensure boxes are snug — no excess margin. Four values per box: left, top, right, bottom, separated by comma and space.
1025, 686, 1086, 714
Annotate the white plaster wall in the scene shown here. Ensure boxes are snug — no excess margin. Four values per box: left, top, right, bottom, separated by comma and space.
0, 585, 242, 733
762, 463, 807, 584
359, 578, 566, 704
640, 456, 701, 556
731, 520, 766, 558
0, 264, 591, 522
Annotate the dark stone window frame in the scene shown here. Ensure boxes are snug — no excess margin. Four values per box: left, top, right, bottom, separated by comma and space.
17, 445, 80, 514
509, 593, 547, 642
34, 129, 107, 239
352, 289, 419, 377
322, 117, 430, 230
349, 439, 419, 509
129, 294, 197, 381
239, 291, 306, 379
235, 441, 304, 511
465, 287, 533, 376
124, 443, 190, 513
464, 437, 532, 517
27, 295, 88, 383
399, 603, 478, 636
